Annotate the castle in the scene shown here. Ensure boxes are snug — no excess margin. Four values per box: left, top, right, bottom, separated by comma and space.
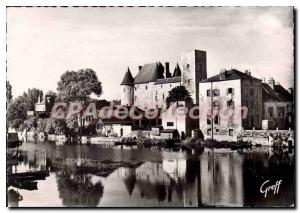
120, 50, 207, 109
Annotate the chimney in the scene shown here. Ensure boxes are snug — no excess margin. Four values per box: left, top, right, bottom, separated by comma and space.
165, 62, 171, 78
268, 78, 275, 89
220, 69, 227, 80
138, 66, 142, 72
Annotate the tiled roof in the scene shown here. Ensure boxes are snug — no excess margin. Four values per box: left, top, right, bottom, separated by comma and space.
200, 69, 261, 83
262, 83, 293, 102
154, 77, 181, 85
121, 68, 134, 85
134, 62, 164, 84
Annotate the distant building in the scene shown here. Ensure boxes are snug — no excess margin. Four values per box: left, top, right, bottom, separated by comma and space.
199, 69, 263, 141
120, 49, 207, 109
262, 78, 294, 129
34, 95, 55, 118
120, 49, 206, 136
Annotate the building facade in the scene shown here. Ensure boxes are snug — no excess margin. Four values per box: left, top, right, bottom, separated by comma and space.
120, 49, 207, 109
262, 78, 294, 129
199, 69, 263, 141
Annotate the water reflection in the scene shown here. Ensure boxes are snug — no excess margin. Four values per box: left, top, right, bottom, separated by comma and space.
7, 142, 295, 207
56, 169, 104, 207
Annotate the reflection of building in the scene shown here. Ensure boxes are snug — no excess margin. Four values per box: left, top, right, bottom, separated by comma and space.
200, 150, 244, 207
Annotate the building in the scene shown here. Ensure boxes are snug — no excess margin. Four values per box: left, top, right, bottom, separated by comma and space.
120, 49, 207, 109
120, 49, 206, 136
198, 69, 263, 141
262, 78, 294, 129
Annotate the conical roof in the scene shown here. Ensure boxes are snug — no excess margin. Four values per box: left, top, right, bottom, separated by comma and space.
121, 68, 134, 86
173, 63, 181, 77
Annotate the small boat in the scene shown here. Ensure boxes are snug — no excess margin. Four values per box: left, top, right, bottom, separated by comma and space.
7, 133, 22, 148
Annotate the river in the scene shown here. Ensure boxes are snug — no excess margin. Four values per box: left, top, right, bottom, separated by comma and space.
7, 142, 295, 207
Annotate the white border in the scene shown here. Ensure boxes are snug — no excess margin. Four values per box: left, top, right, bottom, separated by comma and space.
0, 1, 298, 212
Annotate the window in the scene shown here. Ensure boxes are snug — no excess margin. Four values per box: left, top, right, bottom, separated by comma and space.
227, 88, 234, 94
213, 89, 220, 96
145, 86, 147, 90
268, 107, 273, 117
229, 129, 234, 136
163, 94, 165, 100
161, 85, 163, 88
187, 64, 190, 68
277, 107, 285, 117
215, 128, 220, 133
123, 88, 125, 93
207, 114, 212, 125
207, 128, 212, 136
213, 100, 219, 107
207, 90, 211, 97
214, 115, 220, 125
135, 87, 137, 91
250, 89, 254, 96
227, 100, 234, 109
167, 122, 174, 127
134, 96, 137, 101
170, 84, 172, 88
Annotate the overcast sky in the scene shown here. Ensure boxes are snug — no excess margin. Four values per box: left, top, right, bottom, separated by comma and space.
7, 7, 294, 100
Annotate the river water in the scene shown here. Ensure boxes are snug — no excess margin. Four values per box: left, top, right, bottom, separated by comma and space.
7, 142, 295, 207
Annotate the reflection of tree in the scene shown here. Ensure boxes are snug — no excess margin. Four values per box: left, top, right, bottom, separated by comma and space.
56, 168, 104, 207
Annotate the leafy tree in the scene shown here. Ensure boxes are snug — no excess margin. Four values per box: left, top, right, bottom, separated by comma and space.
20, 117, 38, 131
166, 86, 193, 105
23, 88, 44, 111
57, 69, 102, 102
6, 81, 12, 104
7, 96, 27, 130
45, 118, 66, 135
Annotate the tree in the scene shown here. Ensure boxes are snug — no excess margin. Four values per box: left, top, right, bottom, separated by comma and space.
7, 96, 27, 130
57, 69, 102, 102
20, 117, 38, 131
23, 88, 44, 111
45, 118, 66, 135
6, 81, 12, 104
166, 86, 193, 105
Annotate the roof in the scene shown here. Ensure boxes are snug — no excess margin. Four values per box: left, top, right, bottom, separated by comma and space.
121, 68, 134, 86
200, 69, 261, 83
173, 63, 181, 77
154, 77, 181, 85
160, 129, 178, 133
134, 63, 164, 84
262, 83, 293, 102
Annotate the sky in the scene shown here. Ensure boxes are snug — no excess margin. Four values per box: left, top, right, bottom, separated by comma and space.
7, 7, 294, 100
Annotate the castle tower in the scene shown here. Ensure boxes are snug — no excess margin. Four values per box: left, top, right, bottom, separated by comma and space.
120, 68, 134, 106
181, 50, 207, 104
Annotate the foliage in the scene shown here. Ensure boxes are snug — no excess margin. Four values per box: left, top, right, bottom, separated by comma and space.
57, 69, 102, 102
19, 117, 38, 131
166, 86, 193, 104
7, 96, 27, 130
23, 88, 44, 111
45, 118, 66, 135
6, 81, 12, 104
36, 118, 48, 133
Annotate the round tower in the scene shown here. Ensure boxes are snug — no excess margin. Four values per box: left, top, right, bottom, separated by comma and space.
120, 68, 134, 106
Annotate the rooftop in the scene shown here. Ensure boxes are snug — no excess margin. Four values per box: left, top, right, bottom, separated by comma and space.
134, 62, 164, 84
262, 83, 293, 102
200, 69, 261, 83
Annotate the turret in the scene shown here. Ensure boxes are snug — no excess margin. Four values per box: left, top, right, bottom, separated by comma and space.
120, 68, 134, 106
